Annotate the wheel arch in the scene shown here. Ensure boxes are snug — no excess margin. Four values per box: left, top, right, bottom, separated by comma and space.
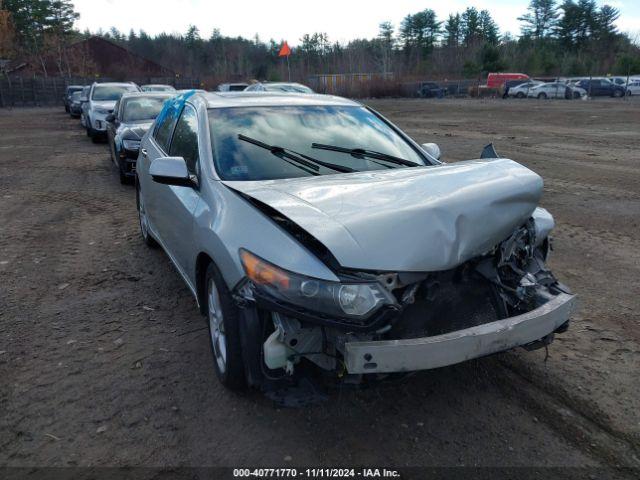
195, 252, 213, 315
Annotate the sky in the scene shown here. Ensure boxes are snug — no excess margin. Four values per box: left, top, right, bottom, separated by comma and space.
72, 0, 640, 45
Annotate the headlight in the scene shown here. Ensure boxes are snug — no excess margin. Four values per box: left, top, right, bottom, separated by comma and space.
240, 249, 394, 322
122, 139, 141, 151
94, 107, 110, 114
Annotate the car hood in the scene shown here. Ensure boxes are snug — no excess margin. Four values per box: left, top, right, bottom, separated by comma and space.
223, 158, 544, 272
119, 121, 154, 139
91, 100, 117, 110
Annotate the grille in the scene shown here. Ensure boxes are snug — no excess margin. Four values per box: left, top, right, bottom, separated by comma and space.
389, 278, 500, 339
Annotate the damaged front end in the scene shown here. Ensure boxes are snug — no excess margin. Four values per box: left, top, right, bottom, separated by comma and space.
233, 209, 574, 382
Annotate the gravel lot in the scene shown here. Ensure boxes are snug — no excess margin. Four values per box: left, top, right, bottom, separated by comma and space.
1, 99, 639, 474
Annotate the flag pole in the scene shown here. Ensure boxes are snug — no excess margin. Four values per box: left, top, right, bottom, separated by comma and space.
279, 41, 292, 82
286, 54, 291, 81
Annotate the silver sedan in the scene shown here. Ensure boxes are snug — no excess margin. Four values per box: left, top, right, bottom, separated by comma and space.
528, 82, 586, 99
135, 91, 574, 392
508, 81, 543, 98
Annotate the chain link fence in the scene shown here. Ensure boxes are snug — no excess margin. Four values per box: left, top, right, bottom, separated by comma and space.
0, 76, 202, 107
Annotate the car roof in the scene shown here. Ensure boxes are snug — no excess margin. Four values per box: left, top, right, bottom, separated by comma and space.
93, 82, 137, 87
119, 92, 175, 100
201, 91, 360, 109
142, 84, 173, 87
261, 81, 306, 86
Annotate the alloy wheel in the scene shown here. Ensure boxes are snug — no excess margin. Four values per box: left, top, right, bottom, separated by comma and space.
208, 279, 227, 374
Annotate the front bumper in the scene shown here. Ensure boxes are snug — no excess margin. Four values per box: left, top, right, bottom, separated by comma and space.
92, 112, 110, 131
119, 153, 138, 177
344, 292, 575, 374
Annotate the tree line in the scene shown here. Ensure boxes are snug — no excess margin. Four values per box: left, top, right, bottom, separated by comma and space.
2, 0, 639, 81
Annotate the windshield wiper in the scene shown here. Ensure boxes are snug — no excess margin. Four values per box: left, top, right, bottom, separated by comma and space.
238, 134, 356, 174
311, 143, 419, 167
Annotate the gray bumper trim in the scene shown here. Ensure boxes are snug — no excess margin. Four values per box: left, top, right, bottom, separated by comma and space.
344, 292, 575, 374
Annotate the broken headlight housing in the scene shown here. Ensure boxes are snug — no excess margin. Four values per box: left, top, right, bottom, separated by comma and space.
240, 249, 395, 322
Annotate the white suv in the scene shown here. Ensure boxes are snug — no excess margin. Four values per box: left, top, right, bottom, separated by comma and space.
82, 82, 140, 142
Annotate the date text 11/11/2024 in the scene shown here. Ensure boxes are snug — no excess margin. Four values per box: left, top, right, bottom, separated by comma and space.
232, 468, 401, 478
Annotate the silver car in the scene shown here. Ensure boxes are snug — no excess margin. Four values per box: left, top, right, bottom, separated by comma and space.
218, 83, 249, 92
528, 82, 586, 99
508, 80, 543, 98
244, 82, 314, 93
141, 84, 176, 92
136, 91, 574, 391
82, 82, 141, 142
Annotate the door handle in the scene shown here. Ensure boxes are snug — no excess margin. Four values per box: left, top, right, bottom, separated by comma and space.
141, 148, 148, 157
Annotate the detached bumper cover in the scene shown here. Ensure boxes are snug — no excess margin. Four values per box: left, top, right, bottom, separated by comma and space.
344, 292, 575, 374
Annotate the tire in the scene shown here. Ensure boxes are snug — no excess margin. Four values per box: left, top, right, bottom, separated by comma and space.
65, 105, 70, 113
136, 182, 158, 248
537, 93, 547, 99
573, 91, 580, 99
613, 89, 623, 98
108, 143, 116, 166
516, 92, 525, 98
119, 169, 128, 185
91, 132, 100, 143
205, 262, 246, 390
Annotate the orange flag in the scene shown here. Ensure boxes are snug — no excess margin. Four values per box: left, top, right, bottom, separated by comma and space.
278, 41, 291, 57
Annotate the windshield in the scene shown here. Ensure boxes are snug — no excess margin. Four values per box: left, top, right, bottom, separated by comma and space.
122, 96, 168, 122
143, 85, 175, 92
208, 105, 426, 181
92, 85, 137, 101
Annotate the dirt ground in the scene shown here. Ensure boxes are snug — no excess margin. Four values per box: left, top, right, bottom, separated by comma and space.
1, 98, 639, 474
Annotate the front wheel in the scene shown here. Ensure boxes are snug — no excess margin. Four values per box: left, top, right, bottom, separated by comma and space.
136, 182, 158, 248
613, 89, 623, 98
516, 92, 525, 98
206, 262, 246, 390
538, 92, 547, 100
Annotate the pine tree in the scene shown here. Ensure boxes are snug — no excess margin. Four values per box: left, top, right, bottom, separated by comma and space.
518, 0, 559, 39
479, 10, 500, 44
444, 14, 462, 47
377, 21, 394, 73
461, 7, 481, 46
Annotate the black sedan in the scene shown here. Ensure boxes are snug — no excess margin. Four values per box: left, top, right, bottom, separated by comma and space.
68, 91, 84, 118
106, 92, 174, 184
418, 81, 446, 98
575, 79, 626, 97
63, 85, 84, 113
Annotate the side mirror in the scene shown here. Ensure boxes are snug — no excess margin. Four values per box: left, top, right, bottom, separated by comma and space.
422, 142, 441, 161
105, 113, 115, 123
149, 156, 197, 188
480, 143, 500, 159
